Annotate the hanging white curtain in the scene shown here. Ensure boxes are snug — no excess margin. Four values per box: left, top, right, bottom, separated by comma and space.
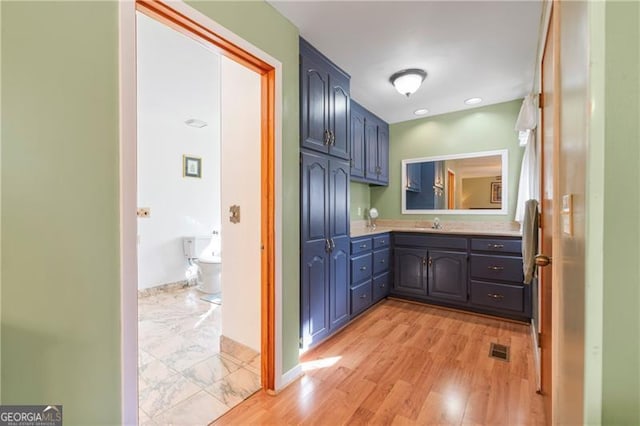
514, 94, 539, 223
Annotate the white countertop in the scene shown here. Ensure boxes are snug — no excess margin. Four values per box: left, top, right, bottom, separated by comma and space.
350, 223, 522, 238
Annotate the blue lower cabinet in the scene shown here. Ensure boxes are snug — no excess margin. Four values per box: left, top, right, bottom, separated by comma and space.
350, 233, 391, 317
372, 272, 391, 302
391, 232, 530, 321
351, 281, 372, 316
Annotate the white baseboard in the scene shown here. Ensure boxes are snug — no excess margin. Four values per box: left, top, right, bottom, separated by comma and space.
274, 364, 303, 393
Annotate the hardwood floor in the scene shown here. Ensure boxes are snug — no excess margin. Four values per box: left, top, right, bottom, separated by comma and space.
213, 299, 545, 425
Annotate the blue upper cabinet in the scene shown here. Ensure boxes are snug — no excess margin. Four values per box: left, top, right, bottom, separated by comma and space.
300, 39, 350, 160
350, 103, 366, 179
350, 100, 389, 186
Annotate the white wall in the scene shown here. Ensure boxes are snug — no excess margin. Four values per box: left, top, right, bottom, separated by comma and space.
137, 13, 221, 289
220, 57, 262, 352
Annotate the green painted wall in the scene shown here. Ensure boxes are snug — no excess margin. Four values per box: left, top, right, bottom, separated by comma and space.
370, 100, 523, 222
600, 1, 640, 423
350, 182, 371, 220
1, 0, 300, 422
584, 1, 606, 423
186, 0, 300, 377
1, 2, 120, 423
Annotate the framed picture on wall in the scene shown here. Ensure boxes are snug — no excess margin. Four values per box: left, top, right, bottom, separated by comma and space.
183, 155, 202, 178
490, 181, 502, 204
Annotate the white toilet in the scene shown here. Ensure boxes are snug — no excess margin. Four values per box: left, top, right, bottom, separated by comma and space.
183, 235, 222, 294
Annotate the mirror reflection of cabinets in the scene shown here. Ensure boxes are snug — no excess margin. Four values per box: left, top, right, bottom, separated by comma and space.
401, 150, 508, 215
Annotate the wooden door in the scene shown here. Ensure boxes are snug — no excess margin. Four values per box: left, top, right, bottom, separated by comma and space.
300, 151, 330, 348
539, 4, 557, 424
427, 250, 468, 302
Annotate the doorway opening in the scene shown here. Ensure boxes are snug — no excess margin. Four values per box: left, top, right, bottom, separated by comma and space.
120, 0, 278, 424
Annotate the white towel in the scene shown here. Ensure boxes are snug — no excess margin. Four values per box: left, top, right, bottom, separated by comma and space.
522, 199, 539, 284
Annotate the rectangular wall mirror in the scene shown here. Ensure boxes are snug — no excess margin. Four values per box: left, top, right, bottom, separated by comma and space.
401, 149, 508, 215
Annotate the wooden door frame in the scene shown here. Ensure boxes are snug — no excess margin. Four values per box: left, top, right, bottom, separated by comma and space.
539, 1, 558, 424
447, 169, 455, 209
118, 1, 280, 423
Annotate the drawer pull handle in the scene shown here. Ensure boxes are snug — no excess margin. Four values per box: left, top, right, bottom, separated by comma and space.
359, 244, 368, 249
380, 259, 385, 264
488, 244, 504, 249
360, 294, 368, 299
488, 266, 504, 271
360, 266, 367, 271
487, 293, 504, 300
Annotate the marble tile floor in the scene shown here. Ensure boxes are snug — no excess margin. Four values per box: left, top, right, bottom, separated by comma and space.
138, 287, 261, 425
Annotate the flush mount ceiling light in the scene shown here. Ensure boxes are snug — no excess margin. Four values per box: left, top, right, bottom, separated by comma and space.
414, 108, 429, 116
389, 69, 427, 97
185, 118, 208, 128
464, 97, 483, 105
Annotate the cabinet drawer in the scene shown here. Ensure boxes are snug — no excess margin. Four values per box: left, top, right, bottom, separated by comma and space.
351, 253, 372, 284
470, 280, 524, 313
372, 272, 390, 302
470, 254, 524, 283
394, 233, 467, 251
471, 238, 522, 255
373, 234, 390, 249
351, 281, 372, 316
351, 237, 372, 255
373, 248, 391, 275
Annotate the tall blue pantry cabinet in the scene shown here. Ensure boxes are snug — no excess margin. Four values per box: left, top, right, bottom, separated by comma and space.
300, 39, 351, 349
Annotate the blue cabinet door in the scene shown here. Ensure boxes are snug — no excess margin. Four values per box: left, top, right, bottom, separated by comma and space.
364, 118, 378, 180
300, 51, 329, 154
330, 236, 350, 329
393, 247, 428, 296
329, 159, 350, 240
406, 163, 422, 192
377, 122, 389, 184
329, 72, 350, 160
350, 104, 366, 179
427, 250, 468, 302
300, 151, 330, 348
328, 159, 351, 329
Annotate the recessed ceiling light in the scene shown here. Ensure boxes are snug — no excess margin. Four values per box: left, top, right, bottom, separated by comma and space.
464, 97, 483, 105
185, 118, 208, 128
414, 108, 429, 116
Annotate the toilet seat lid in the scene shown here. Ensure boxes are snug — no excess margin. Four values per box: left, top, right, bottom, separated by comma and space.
198, 254, 221, 264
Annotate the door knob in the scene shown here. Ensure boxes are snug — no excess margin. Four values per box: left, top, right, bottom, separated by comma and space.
535, 254, 551, 267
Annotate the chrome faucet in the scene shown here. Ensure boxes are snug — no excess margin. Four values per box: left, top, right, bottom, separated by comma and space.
432, 217, 442, 230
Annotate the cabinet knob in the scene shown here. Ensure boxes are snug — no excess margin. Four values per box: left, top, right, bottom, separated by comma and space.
360, 266, 367, 271
380, 259, 385, 264
359, 244, 367, 249
360, 294, 368, 299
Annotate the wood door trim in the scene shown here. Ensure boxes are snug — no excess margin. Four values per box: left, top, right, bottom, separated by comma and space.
135, 0, 276, 391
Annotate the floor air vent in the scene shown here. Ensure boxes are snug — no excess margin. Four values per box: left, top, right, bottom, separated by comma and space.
489, 343, 510, 361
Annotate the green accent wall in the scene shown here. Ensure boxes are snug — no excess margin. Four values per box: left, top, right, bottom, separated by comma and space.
350, 182, 371, 219
1, 2, 120, 423
1, 0, 300, 422
370, 100, 523, 221
599, 1, 640, 423
185, 0, 300, 379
